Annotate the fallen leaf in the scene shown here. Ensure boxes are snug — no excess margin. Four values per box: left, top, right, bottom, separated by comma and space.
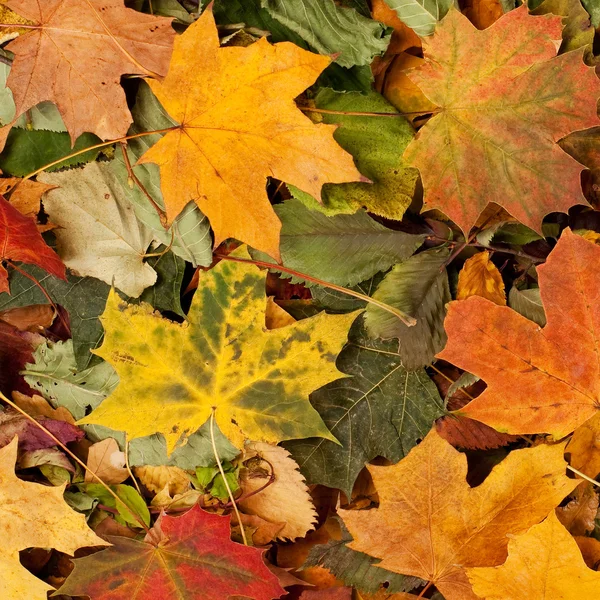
0, 304, 55, 332
576, 536, 600, 570
435, 414, 519, 451
240, 441, 317, 540
384, 0, 454, 36
59, 504, 284, 600
134, 464, 190, 495
0, 194, 65, 294
138, 6, 360, 258
0, 437, 106, 600
0, 320, 37, 396
231, 511, 286, 546
462, 0, 504, 29
40, 162, 158, 298
456, 251, 506, 306
85, 438, 129, 485
265, 297, 296, 329
12, 391, 75, 424
567, 412, 600, 478
556, 483, 598, 536
371, 0, 421, 53
467, 512, 600, 599
0, 177, 55, 228
340, 430, 577, 600
79, 250, 356, 451
438, 229, 600, 437
0, 0, 175, 145
404, 6, 600, 235
299, 588, 352, 600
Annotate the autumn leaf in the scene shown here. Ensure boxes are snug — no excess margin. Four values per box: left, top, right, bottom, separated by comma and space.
59, 504, 284, 600
340, 430, 576, 600
456, 251, 506, 306
0, 437, 106, 600
0, 0, 175, 146
79, 250, 356, 451
567, 412, 600, 478
239, 441, 317, 541
137, 6, 361, 258
403, 6, 600, 235
0, 194, 66, 294
467, 512, 600, 599
439, 229, 600, 437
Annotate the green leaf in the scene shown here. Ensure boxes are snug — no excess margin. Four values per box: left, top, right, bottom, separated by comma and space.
285, 317, 444, 496
508, 286, 546, 327
140, 248, 186, 318
312, 275, 384, 312
84, 483, 150, 528
261, 0, 390, 68
254, 199, 424, 287
582, 0, 600, 27
0, 129, 102, 176
210, 463, 240, 501
195, 465, 219, 490
0, 62, 15, 127
0, 265, 110, 369
293, 89, 418, 220
305, 517, 424, 593
114, 82, 213, 268
365, 248, 451, 369
384, 0, 455, 37
22, 340, 119, 421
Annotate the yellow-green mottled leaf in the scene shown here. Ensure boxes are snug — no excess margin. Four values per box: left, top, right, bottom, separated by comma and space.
79, 251, 357, 452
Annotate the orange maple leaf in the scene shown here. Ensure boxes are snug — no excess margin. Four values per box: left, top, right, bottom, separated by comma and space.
340, 430, 576, 600
403, 6, 600, 235
439, 229, 600, 437
0, 0, 175, 145
137, 7, 361, 259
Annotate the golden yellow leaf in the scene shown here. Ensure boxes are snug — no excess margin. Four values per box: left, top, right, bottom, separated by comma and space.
85, 438, 129, 485
134, 465, 190, 495
79, 250, 357, 451
138, 7, 361, 259
567, 412, 600, 478
467, 512, 600, 599
265, 297, 296, 330
456, 251, 506, 306
0, 437, 106, 599
340, 430, 577, 600
240, 441, 317, 541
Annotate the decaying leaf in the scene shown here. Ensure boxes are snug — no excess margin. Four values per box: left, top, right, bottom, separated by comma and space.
240, 441, 317, 541
404, 6, 600, 235
0, 437, 106, 599
467, 512, 600, 599
134, 465, 190, 496
556, 483, 598, 536
85, 438, 129, 485
79, 250, 356, 451
138, 6, 360, 258
340, 430, 576, 600
439, 229, 600, 437
58, 505, 284, 600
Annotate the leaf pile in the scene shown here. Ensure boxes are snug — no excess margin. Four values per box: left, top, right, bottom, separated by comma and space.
0, 1, 599, 599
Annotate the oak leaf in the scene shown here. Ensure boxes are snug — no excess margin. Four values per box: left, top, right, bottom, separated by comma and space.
340, 430, 576, 600
403, 6, 600, 235
0, 437, 106, 600
456, 251, 506, 306
0, 0, 175, 146
138, 7, 361, 259
240, 441, 317, 540
58, 504, 284, 600
79, 251, 356, 451
0, 194, 66, 294
467, 512, 600, 599
438, 229, 600, 437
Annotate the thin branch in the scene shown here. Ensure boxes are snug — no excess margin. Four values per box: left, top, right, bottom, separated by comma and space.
221, 456, 276, 509
210, 409, 248, 545
567, 465, 600, 489
214, 253, 417, 327
124, 433, 142, 496
297, 105, 440, 118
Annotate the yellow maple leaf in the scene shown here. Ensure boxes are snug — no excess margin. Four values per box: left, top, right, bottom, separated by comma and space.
79, 251, 357, 451
137, 7, 361, 259
0, 437, 106, 599
467, 512, 600, 599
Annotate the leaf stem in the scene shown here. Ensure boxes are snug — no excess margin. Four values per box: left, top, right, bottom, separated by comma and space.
209, 409, 248, 546
297, 105, 440, 118
214, 253, 417, 327
417, 581, 433, 598
0, 391, 151, 532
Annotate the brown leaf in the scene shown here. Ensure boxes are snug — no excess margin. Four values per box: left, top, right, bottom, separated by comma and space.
556, 483, 599, 536
12, 391, 75, 424
84, 438, 128, 485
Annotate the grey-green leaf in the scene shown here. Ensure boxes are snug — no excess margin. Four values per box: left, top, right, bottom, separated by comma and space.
384, 0, 455, 37
259, 199, 424, 287
305, 518, 424, 593
365, 248, 451, 369
0, 266, 110, 369
285, 317, 444, 496
508, 286, 546, 327
582, 0, 600, 27
261, 0, 390, 68
22, 340, 118, 421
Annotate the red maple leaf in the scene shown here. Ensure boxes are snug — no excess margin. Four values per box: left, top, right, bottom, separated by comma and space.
58, 504, 285, 600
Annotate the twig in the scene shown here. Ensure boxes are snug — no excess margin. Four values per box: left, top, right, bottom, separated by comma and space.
297, 105, 440, 118
221, 456, 276, 508
124, 433, 142, 496
210, 409, 248, 545
567, 465, 600, 489
214, 253, 417, 327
